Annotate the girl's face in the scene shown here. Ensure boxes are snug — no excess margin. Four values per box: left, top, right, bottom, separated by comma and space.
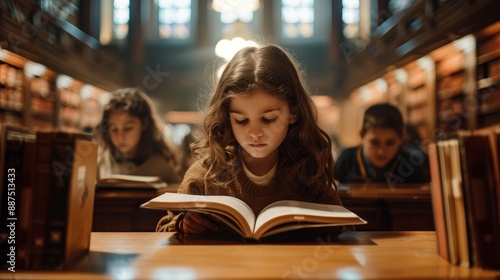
229, 89, 296, 171
108, 111, 145, 156
361, 128, 402, 168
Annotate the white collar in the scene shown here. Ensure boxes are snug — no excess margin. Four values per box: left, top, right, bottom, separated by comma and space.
242, 161, 277, 185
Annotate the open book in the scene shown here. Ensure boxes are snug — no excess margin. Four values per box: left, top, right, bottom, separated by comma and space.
96, 174, 167, 189
141, 192, 367, 240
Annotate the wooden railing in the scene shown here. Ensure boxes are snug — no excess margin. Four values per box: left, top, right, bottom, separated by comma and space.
340, 0, 499, 97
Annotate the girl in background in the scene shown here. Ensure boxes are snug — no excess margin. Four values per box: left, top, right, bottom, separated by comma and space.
95, 88, 182, 184
157, 44, 349, 235
333, 103, 429, 185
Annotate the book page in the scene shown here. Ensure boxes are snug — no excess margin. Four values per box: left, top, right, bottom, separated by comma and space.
96, 174, 167, 189
98, 174, 162, 183
428, 142, 450, 262
142, 193, 256, 236
254, 200, 366, 239
437, 141, 459, 265
448, 139, 469, 267
199, 210, 246, 237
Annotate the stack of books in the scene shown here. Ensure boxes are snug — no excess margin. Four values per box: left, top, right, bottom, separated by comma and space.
428, 126, 500, 269
0, 124, 98, 271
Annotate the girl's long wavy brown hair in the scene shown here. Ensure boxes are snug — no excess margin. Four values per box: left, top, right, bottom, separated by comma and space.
95, 88, 180, 170
192, 44, 335, 195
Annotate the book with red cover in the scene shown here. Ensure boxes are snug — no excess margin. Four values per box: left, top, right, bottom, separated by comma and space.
457, 131, 500, 269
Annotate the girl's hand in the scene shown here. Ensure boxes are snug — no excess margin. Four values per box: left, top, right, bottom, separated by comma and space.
181, 212, 219, 235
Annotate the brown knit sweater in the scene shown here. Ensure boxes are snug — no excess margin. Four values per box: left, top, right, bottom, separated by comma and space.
156, 160, 345, 232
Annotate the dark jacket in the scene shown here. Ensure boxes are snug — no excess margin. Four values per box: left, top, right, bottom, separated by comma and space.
333, 145, 429, 185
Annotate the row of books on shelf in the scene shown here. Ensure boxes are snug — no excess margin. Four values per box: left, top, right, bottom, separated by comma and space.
0, 56, 111, 132
0, 124, 98, 270
429, 126, 500, 269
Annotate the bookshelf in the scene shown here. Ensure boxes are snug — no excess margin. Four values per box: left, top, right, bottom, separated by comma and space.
429, 35, 476, 135
0, 52, 26, 127
384, 69, 405, 110
403, 57, 436, 143
339, 80, 388, 146
341, 67, 434, 146
25, 65, 58, 131
0, 49, 111, 132
57, 76, 83, 132
476, 22, 500, 128
342, 33, 497, 144
80, 85, 110, 131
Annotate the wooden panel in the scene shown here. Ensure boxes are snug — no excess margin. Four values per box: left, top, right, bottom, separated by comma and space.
92, 184, 179, 232
338, 183, 434, 231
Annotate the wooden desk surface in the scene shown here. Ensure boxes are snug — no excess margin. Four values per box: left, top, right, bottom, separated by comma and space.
94, 182, 180, 199
337, 183, 431, 199
5, 231, 500, 279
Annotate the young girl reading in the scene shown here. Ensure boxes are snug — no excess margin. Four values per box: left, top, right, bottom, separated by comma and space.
156, 44, 349, 235
95, 88, 182, 184
333, 103, 429, 185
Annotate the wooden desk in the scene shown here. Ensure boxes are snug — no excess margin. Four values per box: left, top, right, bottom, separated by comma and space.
92, 183, 434, 232
5, 231, 500, 279
338, 183, 434, 231
92, 184, 179, 232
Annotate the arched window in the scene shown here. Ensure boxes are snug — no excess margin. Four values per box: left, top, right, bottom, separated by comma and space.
281, 0, 315, 39
99, 0, 129, 45
113, 0, 130, 40
99, 0, 195, 45
158, 0, 192, 39
342, 0, 359, 40
276, 0, 330, 44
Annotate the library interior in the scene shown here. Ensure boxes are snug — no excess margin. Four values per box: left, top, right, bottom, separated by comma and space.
0, 0, 500, 278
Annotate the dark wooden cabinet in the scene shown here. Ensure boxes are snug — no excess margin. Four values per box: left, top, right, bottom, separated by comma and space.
338, 183, 435, 231
92, 184, 179, 232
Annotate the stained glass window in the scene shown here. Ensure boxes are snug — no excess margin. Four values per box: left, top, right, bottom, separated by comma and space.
159, 0, 192, 39
113, 0, 129, 40
281, 0, 315, 38
342, 0, 359, 39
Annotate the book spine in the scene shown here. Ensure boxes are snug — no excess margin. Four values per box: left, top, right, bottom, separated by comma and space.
437, 141, 459, 266
488, 129, 500, 255
448, 139, 469, 268
427, 142, 449, 262
0, 138, 25, 270
29, 132, 54, 270
459, 133, 500, 269
45, 132, 76, 270
16, 140, 36, 270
